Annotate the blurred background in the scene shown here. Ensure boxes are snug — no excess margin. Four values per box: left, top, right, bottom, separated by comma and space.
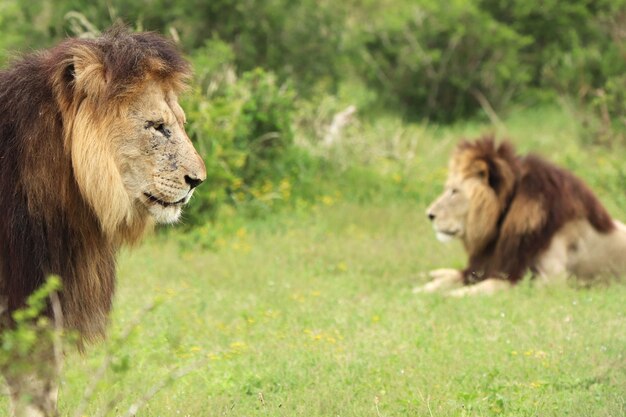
2, 0, 626, 233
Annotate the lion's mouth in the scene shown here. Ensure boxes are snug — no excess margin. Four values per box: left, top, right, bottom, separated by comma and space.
143, 192, 187, 208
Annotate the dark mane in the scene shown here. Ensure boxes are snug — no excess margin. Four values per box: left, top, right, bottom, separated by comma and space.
457, 137, 520, 197
461, 138, 614, 284
0, 28, 189, 339
48, 26, 190, 103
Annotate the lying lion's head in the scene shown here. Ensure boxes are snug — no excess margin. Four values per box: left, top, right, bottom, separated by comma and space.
51, 29, 206, 242
427, 138, 519, 254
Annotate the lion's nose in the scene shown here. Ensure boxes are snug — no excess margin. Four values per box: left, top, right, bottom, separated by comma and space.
184, 175, 204, 190
427, 212, 436, 221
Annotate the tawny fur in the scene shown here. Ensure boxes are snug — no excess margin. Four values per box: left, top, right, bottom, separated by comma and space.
418, 137, 626, 295
0, 27, 206, 416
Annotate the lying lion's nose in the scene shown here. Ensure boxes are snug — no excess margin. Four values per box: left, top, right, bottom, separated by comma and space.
427, 212, 436, 221
184, 175, 204, 190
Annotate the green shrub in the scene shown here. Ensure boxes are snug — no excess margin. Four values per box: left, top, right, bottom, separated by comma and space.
5, 0, 626, 127
0, 276, 65, 375
182, 65, 299, 225
354, 0, 532, 122
583, 74, 626, 144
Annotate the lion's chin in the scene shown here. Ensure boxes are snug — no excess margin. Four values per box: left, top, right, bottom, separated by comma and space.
141, 191, 192, 224
435, 231, 457, 243
147, 204, 183, 224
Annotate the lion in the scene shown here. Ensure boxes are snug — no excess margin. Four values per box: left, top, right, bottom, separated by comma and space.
414, 137, 626, 297
0, 28, 206, 416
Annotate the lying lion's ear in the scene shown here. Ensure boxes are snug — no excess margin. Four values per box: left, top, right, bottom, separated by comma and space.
492, 158, 516, 199
470, 160, 489, 183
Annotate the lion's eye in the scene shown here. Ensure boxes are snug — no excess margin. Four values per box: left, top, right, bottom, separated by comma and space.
146, 121, 171, 138
450, 188, 459, 195
155, 123, 167, 136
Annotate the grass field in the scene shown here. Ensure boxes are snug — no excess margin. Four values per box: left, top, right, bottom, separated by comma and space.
6, 106, 626, 416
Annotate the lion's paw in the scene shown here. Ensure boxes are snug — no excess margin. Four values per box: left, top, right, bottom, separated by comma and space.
428, 268, 462, 280
447, 279, 512, 297
413, 268, 463, 294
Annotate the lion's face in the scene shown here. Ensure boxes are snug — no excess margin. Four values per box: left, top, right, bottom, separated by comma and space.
70, 79, 206, 236
426, 149, 506, 253
114, 81, 206, 224
426, 173, 473, 243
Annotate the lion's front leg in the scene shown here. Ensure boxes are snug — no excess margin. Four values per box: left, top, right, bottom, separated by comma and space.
447, 278, 512, 297
413, 268, 463, 293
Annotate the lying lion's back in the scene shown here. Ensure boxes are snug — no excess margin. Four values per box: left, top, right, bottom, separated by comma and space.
517, 154, 614, 234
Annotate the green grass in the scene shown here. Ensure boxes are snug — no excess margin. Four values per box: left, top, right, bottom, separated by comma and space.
62, 202, 625, 416
5, 105, 626, 416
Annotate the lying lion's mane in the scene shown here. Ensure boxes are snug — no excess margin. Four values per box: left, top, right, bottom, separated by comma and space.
0, 28, 189, 339
459, 138, 614, 284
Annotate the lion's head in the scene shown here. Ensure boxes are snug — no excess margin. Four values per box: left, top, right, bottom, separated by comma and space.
51, 29, 206, 242
426, 138, 519, 254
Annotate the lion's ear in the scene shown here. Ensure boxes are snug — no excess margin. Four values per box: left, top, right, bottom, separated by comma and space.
469, 160, 489, 183
69, 46, 108, 99
492, 158, 516, 198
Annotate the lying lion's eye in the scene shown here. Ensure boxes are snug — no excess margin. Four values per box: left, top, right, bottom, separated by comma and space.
450, 188, 459, 195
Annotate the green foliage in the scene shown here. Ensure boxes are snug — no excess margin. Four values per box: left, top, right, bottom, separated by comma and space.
0, 276, 62, 366
349, 0, 626, 122
591, 75, 626, 141
0, 1, 53, 64
481, 0, 622, 90
182, 64, 301, 225
354, 0, 532, 121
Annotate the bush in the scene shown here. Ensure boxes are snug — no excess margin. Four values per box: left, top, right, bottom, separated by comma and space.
353, 0, 532, 122
0, 1, 54, 64
5, 0, 626, 126
182, 63, 299, 225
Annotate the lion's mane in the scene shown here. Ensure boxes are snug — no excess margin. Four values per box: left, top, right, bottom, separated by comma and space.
0, 28, 190, 339
456, 138, 614, 284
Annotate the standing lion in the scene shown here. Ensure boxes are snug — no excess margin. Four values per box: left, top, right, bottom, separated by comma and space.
415, 137, 626, 296
0, 28, 206, 416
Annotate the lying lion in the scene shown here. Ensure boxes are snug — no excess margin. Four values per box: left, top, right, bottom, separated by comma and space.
415, 137, 626, 296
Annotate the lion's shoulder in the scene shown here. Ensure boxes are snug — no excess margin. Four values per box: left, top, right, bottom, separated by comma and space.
505, 153, 614, 235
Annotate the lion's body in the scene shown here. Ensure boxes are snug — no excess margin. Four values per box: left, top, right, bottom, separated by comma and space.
0, 28, 205, 416
417, 138, 626, 296
536, 218, 626, 280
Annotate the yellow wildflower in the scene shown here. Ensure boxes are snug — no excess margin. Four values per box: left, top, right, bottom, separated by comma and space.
230, 341, 247, 351
279, 179, 291, 198
261, 181, 273, 194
